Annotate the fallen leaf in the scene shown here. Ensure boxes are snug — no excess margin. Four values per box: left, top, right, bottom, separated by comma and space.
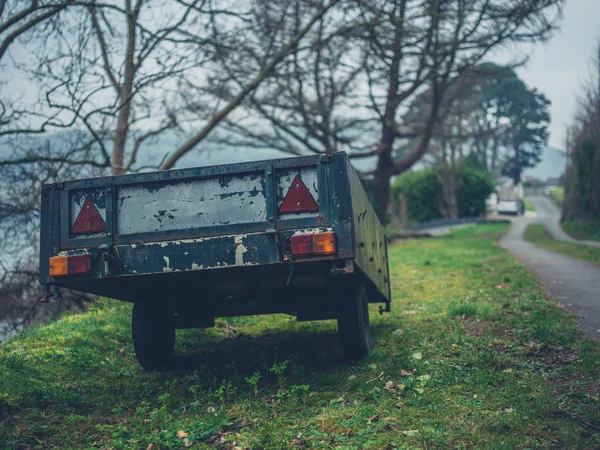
402, 430, 420, 437
177, 430, 188, 439
417, 374, 431, 382
291, 438, 306, 447
347, 375, 357, 380
207, 406, 216, 413
118, 348, 125, 356
384, 381, 397, 393
146, 444, 156, 450
400, 370, 412, 376
411, 352, 423, 360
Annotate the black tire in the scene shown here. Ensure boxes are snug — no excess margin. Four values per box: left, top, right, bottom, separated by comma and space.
337, 282, 371, 360
132, 299, 175, 369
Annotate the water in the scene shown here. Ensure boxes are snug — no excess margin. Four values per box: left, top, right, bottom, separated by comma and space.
0, 319, 20, 343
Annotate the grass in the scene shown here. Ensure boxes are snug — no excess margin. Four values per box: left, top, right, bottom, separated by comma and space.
1, 224, 600, 449
522, 198, 535, 212
548, 187, 564, 205
562, 219, 600, 242
524, 224, 600, 266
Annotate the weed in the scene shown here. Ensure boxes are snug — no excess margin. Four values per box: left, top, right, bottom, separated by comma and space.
244, 371, 261, 398
269, 360, 289, 391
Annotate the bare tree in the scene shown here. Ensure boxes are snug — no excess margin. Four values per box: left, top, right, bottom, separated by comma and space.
2, 1, 338, 174
198, 2, 370, 159
218, 0, 563, 219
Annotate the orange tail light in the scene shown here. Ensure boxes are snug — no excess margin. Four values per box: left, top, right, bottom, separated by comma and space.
291, 232, 336, 257
50, 254, 91, 277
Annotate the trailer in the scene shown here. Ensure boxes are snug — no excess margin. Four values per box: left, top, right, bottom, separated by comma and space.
39, 152, 391, 368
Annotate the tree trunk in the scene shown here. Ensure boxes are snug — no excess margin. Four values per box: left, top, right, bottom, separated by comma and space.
439, 169, 458, 219
373, 126, 395, 221
111, 0, 137, 175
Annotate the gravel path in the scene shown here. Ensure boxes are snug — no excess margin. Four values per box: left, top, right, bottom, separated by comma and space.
499, 212, 600, 341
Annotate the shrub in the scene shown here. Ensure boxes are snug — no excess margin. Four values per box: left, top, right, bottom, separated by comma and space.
391, 170, 445, 222
391, 162, 494, 223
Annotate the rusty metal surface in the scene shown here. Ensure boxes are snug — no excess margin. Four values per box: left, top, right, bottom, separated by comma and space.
117, 172, 267, 235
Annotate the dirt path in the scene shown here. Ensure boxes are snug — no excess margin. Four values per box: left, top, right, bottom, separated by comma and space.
499, 214, 600, 341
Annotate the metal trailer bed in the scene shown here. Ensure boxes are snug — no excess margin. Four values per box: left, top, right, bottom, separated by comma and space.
39, 152, 391, 367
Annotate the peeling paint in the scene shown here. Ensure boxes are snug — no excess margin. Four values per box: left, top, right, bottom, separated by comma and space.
291, 227, 333, 236
117, 173, 267, 234
162, 256, 172, 272
235, 243, 247, 266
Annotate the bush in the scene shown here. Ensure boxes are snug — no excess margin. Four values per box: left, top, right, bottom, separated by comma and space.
391, 170, 444, 222
391, 161, 494, 224
456, 167, 494, 217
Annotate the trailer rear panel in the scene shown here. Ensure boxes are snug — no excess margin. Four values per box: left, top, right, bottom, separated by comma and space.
40, 153, 390, 308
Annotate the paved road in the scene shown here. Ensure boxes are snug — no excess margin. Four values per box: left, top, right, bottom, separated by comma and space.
499, 205, 600, 341
528, 195, 600, 248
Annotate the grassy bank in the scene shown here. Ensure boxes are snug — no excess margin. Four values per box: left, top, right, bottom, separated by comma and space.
548, 187, 564, 205
522, 198, 535, 212
524, 224, 600, 266
1, 224, 599, 449
562, 219, 600, 242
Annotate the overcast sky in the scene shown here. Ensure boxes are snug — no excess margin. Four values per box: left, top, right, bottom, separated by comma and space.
499, 0, 600, 150
2, 0, 597, 156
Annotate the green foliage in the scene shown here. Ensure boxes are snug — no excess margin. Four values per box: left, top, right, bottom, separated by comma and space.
392, 170, 444, 222
562, 219, 600, 242
548, 186, 564, 205
392, 162, 493, 222
1, 225, 600, 448
522, 198, 535, 212
456, 166, 495, 217
564, 136, 600, 221
474, 63, 550, 183
269, 360, 289, 391
244, 371, 261, 398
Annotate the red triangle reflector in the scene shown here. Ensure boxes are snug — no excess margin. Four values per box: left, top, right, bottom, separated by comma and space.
279, 175, 319, 214
72, 198, 106, 235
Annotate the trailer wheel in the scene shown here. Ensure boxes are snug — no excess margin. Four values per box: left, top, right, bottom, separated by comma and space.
337, 282, 371, 360
132, 300, 175, 369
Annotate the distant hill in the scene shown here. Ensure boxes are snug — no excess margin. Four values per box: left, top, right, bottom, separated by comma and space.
524, 146, 566, 182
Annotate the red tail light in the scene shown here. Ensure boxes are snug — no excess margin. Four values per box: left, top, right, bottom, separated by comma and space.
72, 198, 105, 235
279, 175, 319, 214
50, 254, 91, 277
291, 234, 312, 255
68, 254, 92, 275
